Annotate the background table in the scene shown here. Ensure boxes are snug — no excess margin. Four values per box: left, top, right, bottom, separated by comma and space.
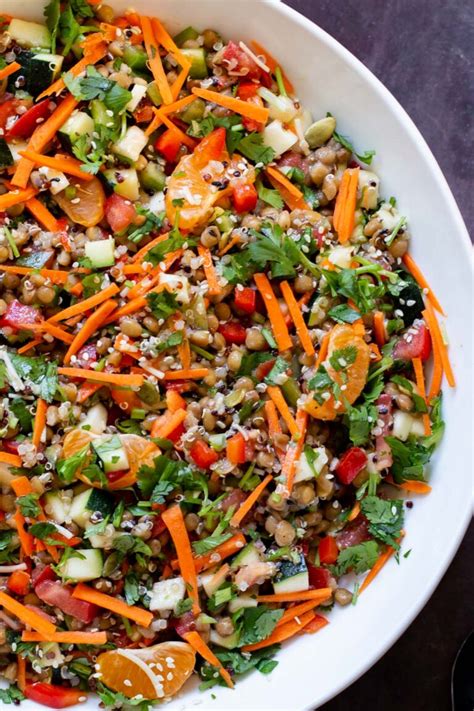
282, 1, 473, 708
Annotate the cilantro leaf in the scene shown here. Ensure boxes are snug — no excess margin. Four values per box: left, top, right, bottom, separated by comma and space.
264, 356, 289, 385
328, 304, 362, 324
146, 291, 179, 321
333, 540, 380, 576
145, 232, 195, 266
66, 66, 131, 113
256, 180, 284, 209
0, 685, 25, 705
70, 0, 94, 17
9, 398, 33, 434
0, 531, 13, 552
329, 345, 357, 372
56, 444, 89, 484
9, 354, 58, 403
17, 494, 41, 518
322, 268, 385, 314
360, 496, 404, 548
238, 606, 283, 646
29, 522, 56, 540
156, 331, 183, 353
71, 126, 113, 175
328, 115, 376, 165
237, 133, 275, 165
192, 531, 232, 555
137, 455, 208, 500
96, 683, 154, 710
80, 273, 104, 298
238, 352, 273, 377
124, 572, 140, 605
127, 207, 165, 244
199, 645, 280, 690
44, 0, 60, 53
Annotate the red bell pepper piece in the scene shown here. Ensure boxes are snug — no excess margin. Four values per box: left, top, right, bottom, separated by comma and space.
226, 432, 246, 465
308, 565, 332, 589
25, 683, 87, 709
7, 570, 31, 596
5, 100, 51, 139
35, 580, 97, 624
155, 128, 183, 163
189, 440, 219, 470
234, 286, 256, 314
318, 536, 339, 565
105, 193, 137, 232
218, 321, 247, 345
31, 565, 56, 588
0, 300, 43, 330
393, 320, 431, 361
335, 447, 367, 485
255, 358, 275, 381
232, 182, 258, 213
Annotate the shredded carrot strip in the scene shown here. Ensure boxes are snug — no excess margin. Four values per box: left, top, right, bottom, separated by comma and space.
254, 273, 292, 351
145, 96, 195, 135
177, 335, 191, 370
11, 477, 58, 562
276, 600, 319, 628
391, 479, 432, 494
369, 342, 382, 362
17, 339, 41, 354
282, 409, 308, 494
192, 87, 269, 124
242, 611, 316, 652
423, 300, 455, 389
17, 655, 26, 692
333, 168, 359, 243
0, 265, 71, 284
171, 532, 246, 573
140, 16, 173, 104
72, 583, 153, 627
20, 150, 94, 181
0, 186, 37, 210
265, 166, 303, 199
280, 280, 315, 357
359, 545, 396, 594
21, 630, 107, 644
0, 590, 56, 636
151, 408, 187, 439
58, 368, 144, 387
316, 332, 330, 368
373, 311, 386, 348
13, 510, 35, 557
197, 245, 221, 296
257, 587, 332, 604
76, 382, 103, 404
131, 232, 169, 263
218, 234, 242, 256
162, 505, 200, 615
230, 474, 273, 527
126, 269, 160, 300
183, 631, 234, 688
150, 16, 192, 101
265, 172, 310, 211
348, 501, 361, 522
264, 400, 285, 462
120, 263, 146, 276
49, 283, 120, 322
170, 62, 191, 100
11, 476, 33, 497
0, 452, 22, 466
156, 112, 197, 149
302, 613, 329, 635
32, 399, 47, 450
163, 368, 209, 381
266, 386, 299, 437
36, 42, 108, 100
250, 41, 294, 93
412, 357, 432, 436
25, 197, 60, 232
0, 61, 21, 81
12, 95, 79, 188
403, 253, 445, 315
64, 299, 117, 365
19, 321, 74, 345
166, 389, 186, 413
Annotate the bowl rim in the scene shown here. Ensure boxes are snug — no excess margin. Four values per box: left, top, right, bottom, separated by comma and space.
273, 1, 472, 706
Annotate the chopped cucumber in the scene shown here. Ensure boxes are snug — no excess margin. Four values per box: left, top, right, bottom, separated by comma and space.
200, 568, 227, 598
173, 26, 199, 47
38, 167, 69, 195
8, 19, 51, 48
0, 139, 13, 169
139, 162, 166, 192
258, 88, 297, 123
230, 542, 262, 570
92, 435, 129, 473
90, 99, 117, 130
209, 629, 240, 649
126, 84, 148, 113
273, 553, 309, 594
123, 46, 149, 71
112, 126, 148, 164
43, 491, 72, 525
70, 488, 114, 528
179, 98, 206, 124
103, 167, 140, 201
84, 237, 115, 269
149, 577, 186, 612
59, 548, 103, 582
79, 403, 108, 435
294, 447, 328, 483
263, 119, 298, 157
59, 111, 94, 143
146, 82, 162, 107
227, 595, 258, 613
180, 48, 208, 79
8, 50, 63, 98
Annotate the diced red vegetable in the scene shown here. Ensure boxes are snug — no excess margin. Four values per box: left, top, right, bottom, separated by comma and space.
307, 565, 332, 589
318, 536, 339, 565
237, 82, 259, 100
336, 516, 371, 550
173, 610, 196, 636
6, 100, 51, 139
193, 127, 227, 169
31, 565, 56, 588
234, 286, 256, 314
0, 300, 43, 330
374, 392, 393, 470
226, 432, 246, 464
222, 41, 261, 80
25, 683, 87, 709
189, 440, 219, 470
220, 488, 247, 513
218, 321, 247, 345
232, 182, 258, 213
7, 570, 31, 596
105, 193, 137, 233
255, 358, 275, 381
74, 344, 98, 370
335, 447, 367, 485
0, 98, 21, 131
393, 320, 431, 361
155, 128, 183, 163
35, 580, 97, 624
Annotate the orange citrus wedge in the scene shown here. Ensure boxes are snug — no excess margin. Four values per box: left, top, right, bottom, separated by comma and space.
97, 641, 196, 700
55, 176, 105, 227
305, 324, 370, 420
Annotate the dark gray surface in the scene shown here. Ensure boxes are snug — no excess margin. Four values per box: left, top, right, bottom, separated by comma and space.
282, 2, 473, 709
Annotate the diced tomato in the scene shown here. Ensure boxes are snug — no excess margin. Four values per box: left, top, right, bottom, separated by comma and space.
74, 344, 98, 369
234, 286, 256, 314
308, 565, 332, 589
237, 82, 259, 100
0, 98, 21, 132
220, 488, 247, 513
227, 432, 246, 464
255, 358, 275, 381
335, 447, 367, 485
0, 300, 43, 330
336, 516, 371, 550
151, 515, 167, 537
232, 182, 258, 213
318, 536, 339, 565
190, 440, 219, 469
105, 193, 137, 233
35, 580, 97, 624
167, 422, 185, 444
193, 127, 227, 169
5, 100, 51, 139
31, 565, 56, 588
218, 321, 247, 345
155, 128, 184, 163
106, 470, 129, 485
7, 570, 31, 596
2, 440, 20, 454
25, 683, 87, 709
393, 320, 432, 362
222, 41, 261, 80
174, 610, 196, 636
277, 152, 311, 182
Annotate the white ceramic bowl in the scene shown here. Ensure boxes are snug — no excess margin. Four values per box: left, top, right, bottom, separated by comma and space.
4, 1, 473, 708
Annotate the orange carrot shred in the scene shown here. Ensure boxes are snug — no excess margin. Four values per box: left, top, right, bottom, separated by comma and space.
150, 408, 187, 439
140, 16, 173, 104
265, 166, 304, 199
0, 62, 21, 81
333, 168, 359, 243
162, 505, 200, 615
403, 253, 445, 316
275, 599, 319, 627
22, 630, 107, 644
131, 231, 169, 263
257, 587, 332, 604
265, 171, 310, 211
171, 533, 247, 573
0, 187, 37, 210
359, 545, 396, 594
166, 389, 186, 413
49, 283, 120, 323
266, 386, 299, 437
264, 400, 285, 463
242, 611, 316, 652
57, 369, 144, 388
13, 510, 35, 557
155, 111, 196, 149
347, 501, 361, 522
183, 631, 234, 688
0, 590, 56, 636
19, 150, 94, 181
423, 300, 455, 389
373, 311, 386, 348
412, 357, 432, 435
32, 399, 47, 450
17, 655, 26, 692
63, 299, 117, 365
282, 409, 308, 494
254, 273, 292, 351
25, 197, 60, 232
192, 87, 269, 124
316, 332, 330, 369
0, 452, 22, 466
197, 245, 221, 296
280, 280, 315, 356
145, 96, 195, 135
72, 584, 153, 627
163, 368, 209, 381
230, 474, 273, 527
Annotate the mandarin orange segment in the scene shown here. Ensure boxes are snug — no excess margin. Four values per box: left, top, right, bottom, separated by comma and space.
305, 324, 370, 420
55, 176, 105, 227
97, 641, 196, 700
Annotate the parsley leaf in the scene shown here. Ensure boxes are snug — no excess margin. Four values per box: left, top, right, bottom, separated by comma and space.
137, 455, 208, 501
145, 232, 195, 266
0, 685, 25, 704
66, 66, 131, 113
192, 531, 232, 555
44, 0, 60, 53
146, 291, 179, 321
237, 132, 275, 165
328, 115, 376, 165
333, 540, 380, 576
127, 207, 165, 244
256, 180, 284, 209
17, 494, 41, 518
322, 268, 385, 314
238, 606, 283, 647
360, 496, 404, 548
238, 352, 273, 377
71, 125, 113, 175
264, 356, 289, 385
124, 572, 140, 606
199, 646, 280, 690
328, 304, 362, 324
70, 0, 94, 17
56, 444, 89, 484
329, 345, 357, 372
9, 398, 33, 433
80, 273, 104, 298
8, 354, 58, 403
29, 522, 56, 540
